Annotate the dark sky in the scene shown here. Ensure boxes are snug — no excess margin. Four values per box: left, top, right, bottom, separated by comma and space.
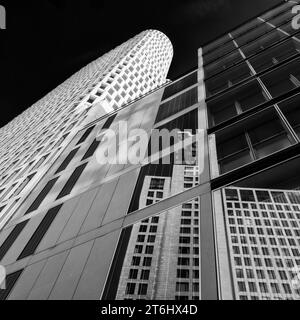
0, 0, 282, 128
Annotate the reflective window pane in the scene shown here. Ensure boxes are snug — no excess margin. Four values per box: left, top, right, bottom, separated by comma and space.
242, 29, 287, 58
268, 9, 294, 28
204, 51, 244, 79
162, 72, 198, 101
249, 38, 300, 73
213, 108, 293, 174
207, 80, 268, 127
203, 41, 236, 65
235, 23, 273, 47
231, 18, 263, 38
206, 62, 253, 98
278, 93, 300, 139
260, 2, 295, 22
155, 87, 198, 124
104, 197, 201, 300
203, 35, 231, 55
213, 156, 300, 300
261, 57, 300, 98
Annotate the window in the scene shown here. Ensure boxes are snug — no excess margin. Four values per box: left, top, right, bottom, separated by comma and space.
242, 28, 287, 58
137, 235, 145, 243
207, 79, 268, 127
18, 205, 62, 260
177, 269, 189, 278
249, 38, 300, 73
126, 283, 136, 295
25, 177, 59, 214
176, 282, 189, 292
140, 270, 150, 280
235, 23, 273, 47
149, 178, 165, 190
149, 226, 157, 233
138, 283, 148, 295
204, 51, 243, 79
139, 225, 147, 232
128, 269, 138, 279
76, 125, 95, 145
131, 256, 141, 266
0, 220, 28, 261
178, 247, 190, 254
0, 270, 23, 300
178, 257, 190, 266
261, 57, 300, 98
145, 245, 154, 254
81, 139, 101, 161
179, 236, 190, 244
162, 72, 198, 101
56, 163, 87, 199
206, 63, 252, 98
134, 245, 143, 254
214, 108, 293, 174
147, 235, 156, 243
155, 87, 198, 124
55, 147, 79, 174
203, 40, 236, 65
151, 216, 159, 223
143, 257, 152, 266
279, 94, 300, 139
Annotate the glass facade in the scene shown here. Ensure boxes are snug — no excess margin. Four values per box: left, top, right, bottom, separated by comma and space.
206, 0, 300, 300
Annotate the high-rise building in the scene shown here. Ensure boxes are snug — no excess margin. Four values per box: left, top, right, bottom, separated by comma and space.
1, 0, 300, 301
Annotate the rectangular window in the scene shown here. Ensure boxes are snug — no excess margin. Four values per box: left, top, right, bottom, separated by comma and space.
243, 28, 287, 58
55, 147, 80, 174
125, 283, 136, 295
0, 270, 23, 300
128, 269, 138, 279
81, 115, 116, 160
18, 205, 62, 260
145, 245, 154, 254
155, 87, 198, 124
81, 139, 101, 161
204, 50, 243, 79
140, 270, 150, 280
25, 177, 59, 214
176, 282, 189, 292
249, 38, 300, 74
278, 93, 300, 139
162, 72, 198, 101
207, 79, 268, 127
177, 269, 190, 278
0, 220, 29, 261
143, 257, 152, 266
261, 57, 300, 98
149, 178, 165, 190
138, 283, 148, 295
76, 125, 96, 145
206, 62, 253, 98
214, 108, 293, 174
235, 23, 273, 47
203, 40, 236, 65
56, 163, 87, 199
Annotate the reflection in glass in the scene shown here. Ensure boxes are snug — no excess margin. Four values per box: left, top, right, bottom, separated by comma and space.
207, 80, 268, 127
242, 29, 287, 58
206, 62, 253, 98
106, 196, 201, 300
261, 57, 300, 98
213, 108, 294, 174
249, 38, 300, 73
213, 157, 300, 299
